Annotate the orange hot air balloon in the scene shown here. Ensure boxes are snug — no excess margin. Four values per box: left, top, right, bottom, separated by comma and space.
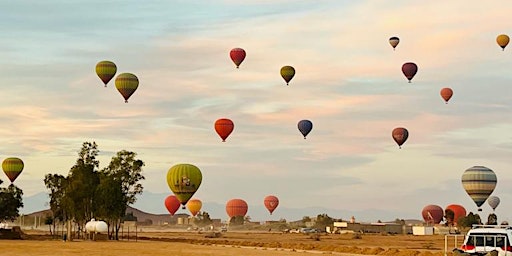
187, 199, 202, 217
445, 204, 466, 226
164, 195, 181, 216
440, 88, 453, 104
392, 127, 409, 149
497, 34, 510, 51
226, 199, 248, 218
264, 195, 279, 215
401, 62, 418, 83
214, 118, 234, 142
230, 48, 246, 68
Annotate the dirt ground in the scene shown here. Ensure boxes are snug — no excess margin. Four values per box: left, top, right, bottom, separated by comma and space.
1, 230, 463, 256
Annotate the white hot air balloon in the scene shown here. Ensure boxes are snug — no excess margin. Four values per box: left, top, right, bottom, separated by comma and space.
488, 196, 500, 211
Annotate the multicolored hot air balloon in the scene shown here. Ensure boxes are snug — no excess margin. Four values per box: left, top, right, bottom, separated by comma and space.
280, 66, 295, 85
421, 205, 444, 224
264, 195, 279, 215
488, 196, 500, 211
214, 118, 234, 142
164, 195, 181, 216
167, 164, 202, 209
445, 204, 466, 226
497, 34, 510, 51
389, 36, 399, 50
402, 62, 418, 83
392, 127, 409, 149
115, 73, 139, 103
187, 198, 202, 217
2, 157, 24, 183
95, 60, 117, 87
226, 199, 248, 218
230, 48, 246, 68
440, 88, 453, 104
461, 166, 497, 211
298, 120, 313, 139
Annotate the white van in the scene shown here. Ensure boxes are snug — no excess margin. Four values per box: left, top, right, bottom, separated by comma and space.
460, 225, 512, 256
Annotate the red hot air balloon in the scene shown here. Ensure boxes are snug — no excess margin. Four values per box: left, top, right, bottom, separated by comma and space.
230, 48, 246, 69
440, 88, 453, 104
264, 195, 279, 215
421, 205, 444, 224
214, 118, 234, 142
226, 199, 248, 218
401, 62, 418, 83
445, 204, 466, 226
164, 195, 181, 216
392, 127, 409, 149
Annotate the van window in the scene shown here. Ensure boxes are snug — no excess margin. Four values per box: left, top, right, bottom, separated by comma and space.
466, 233, 509, 247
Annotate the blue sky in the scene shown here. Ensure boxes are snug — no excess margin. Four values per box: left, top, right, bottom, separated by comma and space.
2, 1, 512, 222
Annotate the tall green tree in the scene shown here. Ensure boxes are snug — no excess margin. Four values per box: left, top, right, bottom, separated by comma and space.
43, 173, 68, 232
0, 181, 23, 222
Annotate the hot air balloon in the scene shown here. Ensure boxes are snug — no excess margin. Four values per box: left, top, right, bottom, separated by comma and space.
167, 164, 202, 209
214, 118, 234, 142
95, 60, 117, 87
226, 199, 248, 218
230, 48, 246, 68
2, 157, 24, 183
461, 166, 497, 211
392, 127, 409, 149
389, 36, 399, 50
115, 73, 139, 103
445, 204, 466, 226
280, 66, 295, 85
421, 205, 444, 224
401, 62, 418, 83
264, 195, 279, 215
488, 196, 500, 211
164, 195, 181, 216
187, 199, 202, 217
297, 120, 313, 139
440, 88, 453, 104
497, 34, 510, 51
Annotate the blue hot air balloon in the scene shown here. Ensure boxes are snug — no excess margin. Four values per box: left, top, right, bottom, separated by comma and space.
298, 120, 313, 139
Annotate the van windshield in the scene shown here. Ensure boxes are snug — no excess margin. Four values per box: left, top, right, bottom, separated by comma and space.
466, 233, 509, 247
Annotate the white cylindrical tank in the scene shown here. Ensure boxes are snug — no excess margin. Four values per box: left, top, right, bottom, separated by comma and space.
85, 219, 108, 233
85, 219, 96, 233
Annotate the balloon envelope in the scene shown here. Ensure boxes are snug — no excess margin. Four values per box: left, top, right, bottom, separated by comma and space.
440, 88, 453, 104
187, 199, 202, 217
497, 34, 510, 50
95, 60, 117, 86
461, 166, 497, 211
115, 73, 139, 103
298, 120, 313, 139
226, 199, 248, 218
230, 48, 246, 68
392, 127, 409, 148
215, 118, 234, 142
164, 195, 181, 216
421, 205, 444, 224
445, 204, 466, 225
166, 164, 202, 208
2, 157, 24, 183
488, 196, 500, 211
389, 36, 399, 50
264, 195, 279, 215
280, 66, 295, 85
401, 62, 418, 83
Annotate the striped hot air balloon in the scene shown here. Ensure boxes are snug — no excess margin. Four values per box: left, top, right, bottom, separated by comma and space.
166, 164, 202, 209
95, 60, 117, 87
2, 157, 24, 183
115, 73, 139, 103
389, 36, 399, 50
280, 66, 295, 85
461, 166, 497, 211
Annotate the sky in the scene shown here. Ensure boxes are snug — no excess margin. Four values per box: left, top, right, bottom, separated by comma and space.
2, 1, 512, 222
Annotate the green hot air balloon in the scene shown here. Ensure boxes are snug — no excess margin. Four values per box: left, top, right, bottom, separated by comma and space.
95, 60, 117, 87
115, 73, 139, 103
461, 166, 497, 212
2, 157, 24, 183
167, 164, 202, 209
280, 66, 295, 85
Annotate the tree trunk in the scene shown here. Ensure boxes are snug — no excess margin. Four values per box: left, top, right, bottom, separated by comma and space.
66, 220, 73, 241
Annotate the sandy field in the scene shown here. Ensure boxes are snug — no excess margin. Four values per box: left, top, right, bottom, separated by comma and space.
1, 230, 463, 256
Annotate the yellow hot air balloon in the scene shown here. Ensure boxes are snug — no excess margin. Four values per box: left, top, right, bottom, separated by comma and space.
115, 73, 139, 103
497, 34, 510, 51
95, 60, 117, 87
280, 66, 295, 85
2, 157, 24, 183
166, 164, 202, 209
186, 199, 202, 217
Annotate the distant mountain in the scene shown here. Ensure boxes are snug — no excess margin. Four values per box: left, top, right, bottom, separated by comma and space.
21, 192, 49, 215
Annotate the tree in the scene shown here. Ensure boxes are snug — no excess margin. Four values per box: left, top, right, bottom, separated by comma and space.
195, 211, 212, 227
0, 181, 23, 222
44, 173, 68, 234
486, 213, 498, 225
445, 209, 455, 226
315, 213, 334, 230
229, 216, 245, 225
458, 212, 481, 229
44, 216, 54, 235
